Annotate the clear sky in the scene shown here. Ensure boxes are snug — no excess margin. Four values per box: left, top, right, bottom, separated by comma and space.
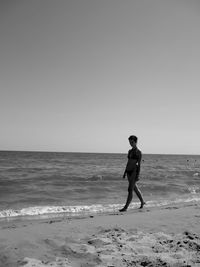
1, 0, 200, 154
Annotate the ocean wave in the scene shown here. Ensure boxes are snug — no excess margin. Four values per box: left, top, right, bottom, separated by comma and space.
85, 175, 104, 181
0, 196, 200, 219
84, 175, 120, 181
0, 204, 120, 218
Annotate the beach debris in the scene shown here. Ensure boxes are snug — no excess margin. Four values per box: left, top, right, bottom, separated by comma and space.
20, 257, 71, 267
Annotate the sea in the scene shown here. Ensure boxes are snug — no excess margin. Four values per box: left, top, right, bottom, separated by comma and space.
0, 151, 200, 221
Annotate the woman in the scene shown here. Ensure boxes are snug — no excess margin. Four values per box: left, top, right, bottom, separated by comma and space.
119, 135, 145, 212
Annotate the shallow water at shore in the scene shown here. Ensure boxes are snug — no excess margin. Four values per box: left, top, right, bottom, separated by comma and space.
0, 151, 200, 219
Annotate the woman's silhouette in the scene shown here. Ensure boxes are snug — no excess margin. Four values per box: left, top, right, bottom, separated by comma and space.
119, 135, 145, 212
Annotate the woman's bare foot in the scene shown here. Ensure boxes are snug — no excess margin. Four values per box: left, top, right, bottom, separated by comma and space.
119, 207, 127, 212
139, 202, 146, 209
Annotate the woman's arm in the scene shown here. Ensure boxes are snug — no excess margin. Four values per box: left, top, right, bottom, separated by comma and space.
136, 150, 142, 180
123, 150, 130, 179
123, 170, 127, 179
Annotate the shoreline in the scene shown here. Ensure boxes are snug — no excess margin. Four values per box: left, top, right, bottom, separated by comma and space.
1, 195, 200, 223
1, 202, 200, 266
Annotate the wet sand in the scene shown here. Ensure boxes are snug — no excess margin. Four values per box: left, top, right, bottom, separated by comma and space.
0, 202, 200, 266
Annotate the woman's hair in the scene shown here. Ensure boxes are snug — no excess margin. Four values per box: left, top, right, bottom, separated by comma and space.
128, 135, 138, 143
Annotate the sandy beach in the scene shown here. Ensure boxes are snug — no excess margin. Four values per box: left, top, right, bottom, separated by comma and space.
0, 202, 200, 267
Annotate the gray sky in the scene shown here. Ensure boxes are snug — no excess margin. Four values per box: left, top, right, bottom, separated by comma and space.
1, 0, 200, 154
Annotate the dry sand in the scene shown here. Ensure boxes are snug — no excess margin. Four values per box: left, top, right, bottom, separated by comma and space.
0, 202, 200, 267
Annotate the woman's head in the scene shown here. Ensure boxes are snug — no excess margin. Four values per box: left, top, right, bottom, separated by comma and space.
128, 135, 138, 143
128, 135, 138, 147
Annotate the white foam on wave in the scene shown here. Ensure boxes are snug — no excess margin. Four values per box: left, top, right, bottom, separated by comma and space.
0, 196, 200, 219
188, 185, 200, 194
146, 196, 200, 208
0, 203, 123, 218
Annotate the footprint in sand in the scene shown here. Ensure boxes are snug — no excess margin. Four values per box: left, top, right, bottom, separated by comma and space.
88, 238, 112, 248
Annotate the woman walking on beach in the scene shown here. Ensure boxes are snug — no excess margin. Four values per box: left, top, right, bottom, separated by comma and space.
119, 135, 145, 212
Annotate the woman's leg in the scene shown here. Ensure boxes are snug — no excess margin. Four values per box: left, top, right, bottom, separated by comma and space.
133, 184, 145, 208
119, 174, 134, 212
124, 182, 134, 210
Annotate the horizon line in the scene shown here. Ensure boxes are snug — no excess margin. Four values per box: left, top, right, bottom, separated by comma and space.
0, 149, 199, 156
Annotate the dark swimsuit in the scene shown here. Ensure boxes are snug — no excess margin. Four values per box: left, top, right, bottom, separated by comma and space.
128, 148, 141, 160
126, 148, 141, 178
